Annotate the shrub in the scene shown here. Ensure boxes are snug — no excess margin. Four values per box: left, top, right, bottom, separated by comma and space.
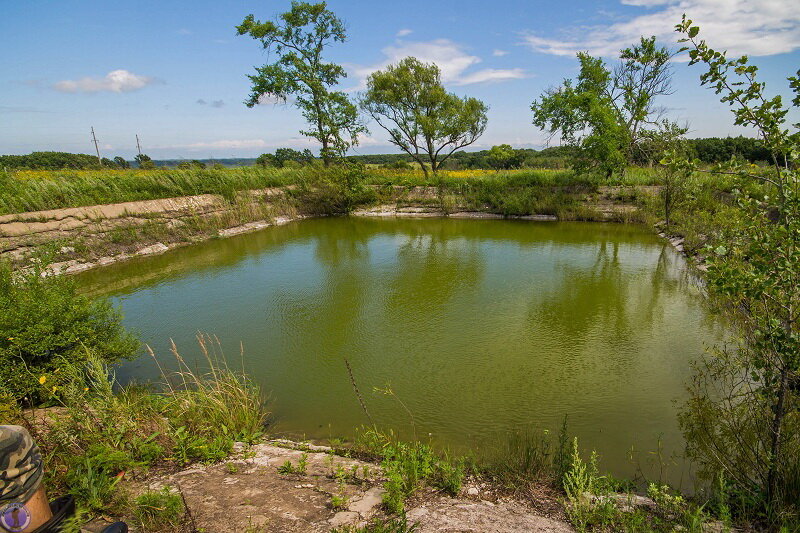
0, 259, 138, 402
295, 163, 375, 214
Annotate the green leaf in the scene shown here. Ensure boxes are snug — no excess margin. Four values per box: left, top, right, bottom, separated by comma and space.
688, 26, 700, 38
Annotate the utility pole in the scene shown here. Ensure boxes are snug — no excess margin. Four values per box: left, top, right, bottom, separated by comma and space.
91, 127, 101, 163
136, 134, 142, 156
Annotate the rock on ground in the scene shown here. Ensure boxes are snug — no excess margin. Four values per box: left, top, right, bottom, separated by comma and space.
84, 441, 574, 532
407, 498, 574, 532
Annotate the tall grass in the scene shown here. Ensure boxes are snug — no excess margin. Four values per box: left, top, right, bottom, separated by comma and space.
152, 333, 268, 445
19, 334, 269, 517
0, 166, 304, 215
0, 165, 662, 216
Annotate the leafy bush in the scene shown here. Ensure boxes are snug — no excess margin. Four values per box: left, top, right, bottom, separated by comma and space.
295, 163, 375, 215
0, 259, 138, 402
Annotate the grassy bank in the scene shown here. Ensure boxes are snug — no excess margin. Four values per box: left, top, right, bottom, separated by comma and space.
0, 165, 661, 216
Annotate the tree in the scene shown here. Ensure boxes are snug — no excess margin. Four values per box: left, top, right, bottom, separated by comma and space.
237, 2, 364, 166
176, 160, 206, 169
255, 148, 315, 168
360, 57, 488, 178
531, 37, 677, 178
0, 152, 113, 170
658, 147, 693, 228
487, 144, 524, 170
113, 156, 130, 169
134, 153, 155, 169
256, 153, 278, 168
275, 147, 314, 166
675, 18, 800, 519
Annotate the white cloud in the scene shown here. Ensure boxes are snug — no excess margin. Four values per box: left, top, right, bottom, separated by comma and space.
352, 39, 527, 88
164, 137, 319, 152
54, 70, 156, 93
177, 28, 192, 35
492, 49, 509, 57
356, 133, 384, 146
180, 139, 271, 150
522, 0, 800, 57
457, 68, 527, 84
256, 94, 295, 105
396, 28, 413, 37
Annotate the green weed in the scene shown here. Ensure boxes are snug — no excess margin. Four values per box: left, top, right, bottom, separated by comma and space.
330, 515, 418, 532
133, 487, 184, 531
278, 453, 308, 476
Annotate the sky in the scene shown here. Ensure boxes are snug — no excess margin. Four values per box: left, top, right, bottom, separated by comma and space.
1, 0, 798, 160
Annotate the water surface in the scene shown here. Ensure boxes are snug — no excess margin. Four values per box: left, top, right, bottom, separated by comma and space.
77, 217, 722, 486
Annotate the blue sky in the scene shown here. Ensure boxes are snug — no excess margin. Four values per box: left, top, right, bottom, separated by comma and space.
1, 0, 798, 159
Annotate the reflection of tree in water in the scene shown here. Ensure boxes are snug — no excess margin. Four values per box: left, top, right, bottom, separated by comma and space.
273, 219, 374, 362
384, 224, 484, 317
311, 218, 372, 266
278, 219, 485, 356
528, 240, 701, 357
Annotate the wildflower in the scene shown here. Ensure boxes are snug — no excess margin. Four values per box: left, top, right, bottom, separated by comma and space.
84, 387, 89, 392
51, 386, 58, 393
39, 376, 47, 385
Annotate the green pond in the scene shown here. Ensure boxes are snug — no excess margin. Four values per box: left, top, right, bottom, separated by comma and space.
76, 217, 723, 486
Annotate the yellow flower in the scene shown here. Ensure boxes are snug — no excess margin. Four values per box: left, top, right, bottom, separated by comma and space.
83, 387, 89, 392
51, 386, 58, 393
39, 376, 47, 385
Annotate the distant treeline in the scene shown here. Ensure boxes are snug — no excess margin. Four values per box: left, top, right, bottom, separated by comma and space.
687, 136, 774, 163
346, 137, 781, 169
0, 136, 782, 171
346, 146, 574, 169
0, 152, 121, 170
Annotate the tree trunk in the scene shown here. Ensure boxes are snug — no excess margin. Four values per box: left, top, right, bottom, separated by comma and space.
417, 160, 429, 179
767, 367, 789, 505
322, 142, 331, 167
664, 189, 672, 228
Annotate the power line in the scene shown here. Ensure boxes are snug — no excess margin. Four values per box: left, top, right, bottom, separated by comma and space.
90, 127, 101, 163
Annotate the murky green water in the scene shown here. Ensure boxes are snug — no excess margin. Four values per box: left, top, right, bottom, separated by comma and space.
77, 217, 722, 485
